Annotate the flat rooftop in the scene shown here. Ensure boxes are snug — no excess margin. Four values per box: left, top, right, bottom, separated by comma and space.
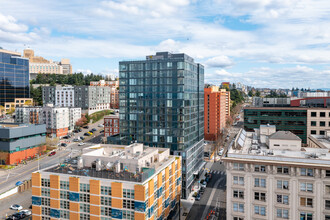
227, 130, 330, 166
42, 143, 176, 183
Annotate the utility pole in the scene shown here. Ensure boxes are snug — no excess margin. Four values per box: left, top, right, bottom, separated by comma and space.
37, 154, 40, 170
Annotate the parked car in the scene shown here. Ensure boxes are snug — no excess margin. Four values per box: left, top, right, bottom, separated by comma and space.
88, 131, 93, 135
20, 210, 32, 216
98, 124, 104, 127
91, 128, 97, 132
73, 139, 80, 142
61, 143, 67, 147
83, 125, 89, 129
195, 194, 201, 201
84, 133, 91, 136
80, 136, 85, 140
15, 181, 23, 186
218, 148, 224, 156
10, 204, 23, 210
100, 130, 104, 133
78, 142, 85, 146
13, 213, 25, 219
49, 151, 56, 156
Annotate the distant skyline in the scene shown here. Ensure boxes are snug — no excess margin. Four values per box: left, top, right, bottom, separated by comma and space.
1, 0, 330, 89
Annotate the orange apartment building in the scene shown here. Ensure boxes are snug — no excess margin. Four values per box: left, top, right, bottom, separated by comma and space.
204, 86, 229, 141
32, 143, 181, 220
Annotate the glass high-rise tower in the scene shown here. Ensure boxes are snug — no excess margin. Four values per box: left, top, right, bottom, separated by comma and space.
115, 52, 204, 198
0, 49, 29, 106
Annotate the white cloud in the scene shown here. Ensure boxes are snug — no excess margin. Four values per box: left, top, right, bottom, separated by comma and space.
205, 55, 234, 68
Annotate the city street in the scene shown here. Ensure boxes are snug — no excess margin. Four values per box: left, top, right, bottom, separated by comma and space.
0, 119, 106, 198
186, 162, 226, 220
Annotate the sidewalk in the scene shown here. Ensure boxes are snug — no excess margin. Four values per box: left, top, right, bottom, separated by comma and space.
178, 162, 213, 220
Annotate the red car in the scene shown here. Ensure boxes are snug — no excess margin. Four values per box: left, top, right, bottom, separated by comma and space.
49, 151, 56, 156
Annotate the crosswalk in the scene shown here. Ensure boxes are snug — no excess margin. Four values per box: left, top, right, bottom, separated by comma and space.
208, 170, 226, 175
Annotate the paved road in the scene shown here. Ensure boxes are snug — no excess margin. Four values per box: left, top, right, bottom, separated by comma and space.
0, 189, 32, 219
0, 119, 106, 196
186, 162, 226, 220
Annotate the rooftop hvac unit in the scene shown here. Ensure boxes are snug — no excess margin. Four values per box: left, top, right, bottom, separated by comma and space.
96, 159, 102, 171
77, 157, 83, 169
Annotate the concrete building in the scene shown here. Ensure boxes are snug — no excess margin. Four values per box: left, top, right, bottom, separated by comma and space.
307, 109, 330, 136
104, 115, 119, 137
23, 49, 72, 79
42, 86, 111, 113
3, 98, 34, 115
89, 80, 119, 109
0, 123, 46, 165
31, 143, 181, 220
204, 86, 227, 141
113, 52, 204, 199
15, 105, 81, 137
0, 48, 30, 107
224, 126, 330, 220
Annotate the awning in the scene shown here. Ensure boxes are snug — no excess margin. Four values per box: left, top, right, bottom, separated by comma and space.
193, 161, 206, 176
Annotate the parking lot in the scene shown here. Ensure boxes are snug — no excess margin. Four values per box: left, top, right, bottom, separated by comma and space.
0, 189, 32, 219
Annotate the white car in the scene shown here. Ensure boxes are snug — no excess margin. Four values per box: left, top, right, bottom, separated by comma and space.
78, 142, 85, 146
218, 149, 224, 156
20, 210, 32, 216
98, 124, 104, 127
10, 204, 23, 210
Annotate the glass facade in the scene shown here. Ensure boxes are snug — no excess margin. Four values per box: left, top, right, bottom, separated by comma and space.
0, 51, 29, 106
115, 52, 204, 198
244, 108, 307, 143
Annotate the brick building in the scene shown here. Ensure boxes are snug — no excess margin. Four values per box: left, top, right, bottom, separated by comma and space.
104, 114, 119, 137
204, 86, 228, 141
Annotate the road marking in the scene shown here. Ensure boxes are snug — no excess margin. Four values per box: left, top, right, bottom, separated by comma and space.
0, 151, 70, 186
201, 178, 222, 220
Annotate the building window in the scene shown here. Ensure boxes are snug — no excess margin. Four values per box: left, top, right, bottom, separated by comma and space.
41, 178, 50, 187
300, 183, 313, 192
123, 199, 135, 209
233, 217, 244, 220
101, 196, 111, 206
254, 192, 266, 201
101, 186, 111, 196
300, 197, 313, 207
41, 197, 50, 206
277, 166, 289, 174
301, 168, 313, 176
277, 180, 289, 190
300, 212, 313, 220
60, 200, 70, 209
80, 193, 90, 203
80, 183, 90, 193
311, 130, 317, 135
326, 185, 330, 194
233, 203, 244, 213
277, 194, 289, 204
80, 203, 90, 213
311, 112, 317, 117
233, 163, 244, 171
320, 112, 326, 117
60, 181, 69, 190
233, 190, 244, 199
320, 130, 325, 135
320, 121, 326, 127
254, 205, 266, 216
254, 178, 266, 188
326, 200, 330, 210
326, 170, 330, 177
80, 214, 90, 220
233, 176, 244, 185
277, 209, 289, 219
311, 121, 316, 126
41, 188, 50, 197
101, 207, 112, 216
254, 165, 266, 172
325, 215, 330, 220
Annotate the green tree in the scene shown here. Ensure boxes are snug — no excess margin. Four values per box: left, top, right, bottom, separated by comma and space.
255, 91, 261, 97
248, 90, 254, 97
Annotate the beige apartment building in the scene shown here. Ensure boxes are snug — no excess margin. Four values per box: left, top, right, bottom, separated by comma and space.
307, 109, 330, 136
224, 125, 330, 220
23, 49, 72, 78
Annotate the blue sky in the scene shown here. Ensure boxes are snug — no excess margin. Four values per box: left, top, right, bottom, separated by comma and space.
1, 0, 330, 89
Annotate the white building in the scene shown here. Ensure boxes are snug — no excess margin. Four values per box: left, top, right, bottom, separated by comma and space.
55, 86, 75, 107
224, 125, 330, 220
15, 105, 81, 137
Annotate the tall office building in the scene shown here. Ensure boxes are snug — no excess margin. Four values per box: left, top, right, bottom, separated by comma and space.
0, 48, 29, 107
116, 52, 204, 198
